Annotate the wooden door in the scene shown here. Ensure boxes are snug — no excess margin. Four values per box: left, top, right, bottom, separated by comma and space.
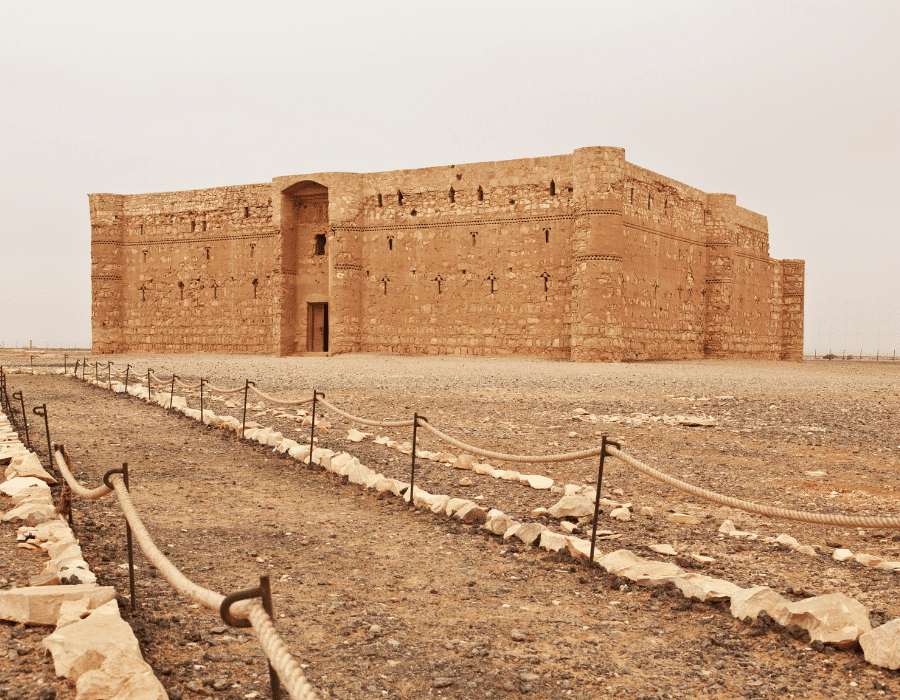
308, 303, 328, 352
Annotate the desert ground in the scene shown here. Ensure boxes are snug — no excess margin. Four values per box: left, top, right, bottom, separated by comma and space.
2, 353, 900, 700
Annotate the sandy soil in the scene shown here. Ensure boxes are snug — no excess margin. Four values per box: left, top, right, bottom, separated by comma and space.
2, 354, 900, 700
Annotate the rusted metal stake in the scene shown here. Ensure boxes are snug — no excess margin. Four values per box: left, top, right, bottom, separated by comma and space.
124, 364, 131, 395
409, 413, 427, 508
32, 404, 52, 473
73, 359, 79, 378
147, 368, 152, 401
588, 436, 619, 568
64, 355, 67, 374
107, 362, 112, 387
104, 464, 136, 611
241, 380, 255, 439
12, 391, 30, 448
309, 390, 324, 464
220, 576, 281, 700
199, 379, 205, 425
94, 362, 98, 385
169, 375, 179, 412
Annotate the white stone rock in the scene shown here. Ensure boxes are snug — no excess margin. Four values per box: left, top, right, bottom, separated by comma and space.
12, 484, 52, 505
855, 553, 885, 567
774, 534, 800, 548
690, 553, 716, 564
559, 521, 577, 534
513, 523, 545, 546
618, 561, 684, 586
472, 463, 494, 475
563, 484, 582, 496
565, 537, 599, 562
876, 561, 900, 572
674, 574, 741, 602
42, 600, 146, 685
547, 495, 593, 519
596, 549, 644, 575
288, 445, 310, 461
75, 647, 168, 700
444, 498, 472, 516
0, 585, 115, 625
453, 502, 487, 523
832, 548, 854, 562
667, 513, 701, 525
539, 530, 569, 552
429, 495, 451, 514
860, 618, 900, 670
55, 598, 93, 629
347, 428, 372, 442
521, 474, 553, 490
0, 476, 48, 497
610, 507, 631, 522
530, 507, 548, 517
452, 454, 474, 470
2, 501, 56, 523
649, 543, 677, 556
483, 509, 517, 536
783, 593, 871, 648
640, 506, 655, 517
275, 439, 299, 454
730, 586, 791, 624
6, 452, 57, 484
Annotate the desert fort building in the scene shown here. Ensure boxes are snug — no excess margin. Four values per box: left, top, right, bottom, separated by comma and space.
89, 146, 804, 361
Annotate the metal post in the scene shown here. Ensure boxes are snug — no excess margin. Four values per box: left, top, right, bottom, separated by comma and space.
260, 576, 281, 700
94, 362, 98, 385
107, 362, 112, 387
588, 436, 619, 568
219, 576, 281, 700
123, 463, 136, 611
409, 413, 427, 508
169, 375, 178, 412
124, 365, 131, 395
200, 379, 205, 424
147, 368, 152, 401
309, 390, 324, 463
64, 355, 67, 374
33, 405, 52, 473
241, 380, 255, 439
13, 391, 30, 448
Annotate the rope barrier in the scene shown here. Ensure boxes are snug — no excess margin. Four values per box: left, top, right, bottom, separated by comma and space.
59, 367, 900, 529
249, 385, 316, 407
49, 448, 320, 699
605, 446, 900, 529
317, 398, 414, 428
203, 382, 247, 395
53, 447, 112, 500
417, 418, 609, 463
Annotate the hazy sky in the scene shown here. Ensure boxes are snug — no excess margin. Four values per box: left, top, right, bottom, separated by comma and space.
1, 1, 897, 353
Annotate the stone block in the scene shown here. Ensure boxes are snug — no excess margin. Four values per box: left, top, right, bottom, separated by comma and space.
860, 618, 900, 670
0, 585, 115, 625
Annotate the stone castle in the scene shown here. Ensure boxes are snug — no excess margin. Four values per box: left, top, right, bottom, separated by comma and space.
89, 146, 804, 361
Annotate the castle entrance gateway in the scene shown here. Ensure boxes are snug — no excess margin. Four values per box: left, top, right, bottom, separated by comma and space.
307, 302, 328, 352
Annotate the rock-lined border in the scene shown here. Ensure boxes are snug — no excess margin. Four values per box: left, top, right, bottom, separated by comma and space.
10, 366, 900, 671
0, 407, 167, 700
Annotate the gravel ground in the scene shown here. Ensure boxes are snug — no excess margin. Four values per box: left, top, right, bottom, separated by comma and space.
2, 354, 900, 700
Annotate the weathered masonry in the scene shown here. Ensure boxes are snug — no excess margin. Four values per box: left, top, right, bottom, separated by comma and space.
89, 146, 804, 361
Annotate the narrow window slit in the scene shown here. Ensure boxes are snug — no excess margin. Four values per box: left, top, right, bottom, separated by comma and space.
477, 186, 483, 202
550, 180, 556, 196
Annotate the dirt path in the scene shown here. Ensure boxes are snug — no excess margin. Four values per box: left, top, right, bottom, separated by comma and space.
2, 364, 900, 699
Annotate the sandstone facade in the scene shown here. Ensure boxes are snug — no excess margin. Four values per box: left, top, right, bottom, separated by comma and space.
89, 146, 804, 361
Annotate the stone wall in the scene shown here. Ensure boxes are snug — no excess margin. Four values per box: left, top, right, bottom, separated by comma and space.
90, 146, 805, 361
